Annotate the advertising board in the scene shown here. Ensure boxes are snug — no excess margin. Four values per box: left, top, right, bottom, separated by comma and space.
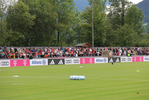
10, 59, 30, 67
30, 59, 48, 66
80, 58, 94, 64
0, 60, 10, 67
48, 59, 64, 65
132, 56, 143, 62
65, 58, 80, 64
121, 57, 132, 62
108, 57, 121, 63
95, 58, 108, 63
144, 56, 149, 61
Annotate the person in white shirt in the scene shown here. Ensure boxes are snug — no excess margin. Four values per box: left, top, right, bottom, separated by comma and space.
119, 48, 122, 56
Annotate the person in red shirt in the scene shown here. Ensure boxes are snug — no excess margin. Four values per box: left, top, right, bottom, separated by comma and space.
68, 48, 70, 52
71, 49, 73, 56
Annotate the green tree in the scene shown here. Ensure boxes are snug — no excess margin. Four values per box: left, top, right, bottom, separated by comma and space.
30, 0, 57, 46
20, 0, 79, 46
60, 8, 81, 46
147, 17, 149, 45
108, 0, 132, 30
148, 17, 149, 34
104, 18, 115, 46
125, 5, 147, 46
55, 0, 79, 46
5, 1, 35, 46
125, 5, 146, 36
20, 0, 58, 46
81, 0, 107, 46
75, 19, 86, 44
0, 19, 7, 46
115, 24, 138, 46
0, 0, 8, 46
107, 0, 147, 47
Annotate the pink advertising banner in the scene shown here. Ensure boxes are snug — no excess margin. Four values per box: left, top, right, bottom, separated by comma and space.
10, 60, 30, 67
132, 56, 144, 62
80, 58, 95, 64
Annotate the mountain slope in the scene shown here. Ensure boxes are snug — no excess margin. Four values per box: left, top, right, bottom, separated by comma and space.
74, 0, 109, 11
74, 0, 148, 23
137, 0, 149, 24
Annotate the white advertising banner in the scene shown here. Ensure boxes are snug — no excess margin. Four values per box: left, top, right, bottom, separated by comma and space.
0, 60, 10, 67
95, 58, 108, 63
30, 59, 48, 66
144, 56, 149, 61
65, 58, 80, 64
121, 57, 132, 62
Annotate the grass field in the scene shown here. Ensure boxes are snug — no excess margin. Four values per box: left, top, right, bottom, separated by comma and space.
0, 62, 149, 100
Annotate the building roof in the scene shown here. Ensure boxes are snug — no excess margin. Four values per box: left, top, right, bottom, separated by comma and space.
74, 43, 92, 47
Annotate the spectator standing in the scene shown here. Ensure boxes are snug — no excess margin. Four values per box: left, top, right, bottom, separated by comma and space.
0, 47, 3, 58
49, 47, 52, 53
119, 48, 122, 56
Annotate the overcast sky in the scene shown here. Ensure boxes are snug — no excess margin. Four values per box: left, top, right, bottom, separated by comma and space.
129, 0, 143, 4
6, 0, 144, 9
11, 0, 144, 4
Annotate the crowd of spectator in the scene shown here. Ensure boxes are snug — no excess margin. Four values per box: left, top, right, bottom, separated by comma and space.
0, 46, 149, 59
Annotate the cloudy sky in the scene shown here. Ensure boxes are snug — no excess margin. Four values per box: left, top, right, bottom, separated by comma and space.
129, 0, 143, 4
11, 0, 144, 4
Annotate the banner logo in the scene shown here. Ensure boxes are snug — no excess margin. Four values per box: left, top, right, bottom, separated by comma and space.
109, 58, 113, 62
115, 58, 119, 62
73, 59, 80, 64
65, 59, 80, 64
121, 57, 132, 62
48, 59, 64, 65
43, 59, 46, 65
95, 58, 108, 63
82, 59, 85, 64
23, 60, 27, 66
132, 57, 143, 62
145, 58, 149, 60
10, 60, 30, 67
0, 60, 10, 67
0, 61, 9, 66
108, 57, 121, 63
30, 59, 47, 66
66, 59, 72, 64
50, 60, 55, 65
13, 60, 17, 66
58, 60, 63, 64
144, 57, 149, 61
104, 58, 107, 63
80, 58, 94, 64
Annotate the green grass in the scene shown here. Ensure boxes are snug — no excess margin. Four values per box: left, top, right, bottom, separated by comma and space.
0, 62, 149, 100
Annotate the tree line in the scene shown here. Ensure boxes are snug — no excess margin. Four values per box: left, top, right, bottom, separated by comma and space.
0, 0, 149, 47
